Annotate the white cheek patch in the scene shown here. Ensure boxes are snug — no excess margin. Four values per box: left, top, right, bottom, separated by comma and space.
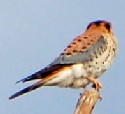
72, 64, 87, 78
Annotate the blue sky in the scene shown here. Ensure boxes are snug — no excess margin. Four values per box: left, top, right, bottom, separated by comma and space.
0, 0, 125, 114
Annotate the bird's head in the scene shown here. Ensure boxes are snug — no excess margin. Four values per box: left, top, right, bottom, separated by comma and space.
86, 20, 113, 33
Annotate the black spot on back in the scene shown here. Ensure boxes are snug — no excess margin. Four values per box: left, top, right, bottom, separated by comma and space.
73, 50, 78, 53
67, 45, 72, 48
77, 39, 82, 42
87, 42, 91, 45
66, 53, 72, 55
72, 42, 76, 45
82, 46, 87, 50
83, 36, 88, 39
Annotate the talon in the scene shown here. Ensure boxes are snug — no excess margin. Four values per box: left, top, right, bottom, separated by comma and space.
86, 77, 102, 91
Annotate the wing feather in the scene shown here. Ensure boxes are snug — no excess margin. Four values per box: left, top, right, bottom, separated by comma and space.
17, 34, 107, 83
51, 35, 107, 65
17, 64, 71, 83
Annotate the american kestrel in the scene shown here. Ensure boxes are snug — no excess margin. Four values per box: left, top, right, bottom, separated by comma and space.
9, 20, 118, 100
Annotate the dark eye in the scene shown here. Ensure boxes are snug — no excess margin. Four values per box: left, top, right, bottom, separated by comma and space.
104, 23, 110, 32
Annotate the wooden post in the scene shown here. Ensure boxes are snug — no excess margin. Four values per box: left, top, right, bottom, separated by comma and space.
74, 90, 101, 114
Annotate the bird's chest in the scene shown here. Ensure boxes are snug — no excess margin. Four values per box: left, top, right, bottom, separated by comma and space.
84, 38, 117, 77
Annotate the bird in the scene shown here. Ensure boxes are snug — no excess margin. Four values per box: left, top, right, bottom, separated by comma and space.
9, 20, 118, 100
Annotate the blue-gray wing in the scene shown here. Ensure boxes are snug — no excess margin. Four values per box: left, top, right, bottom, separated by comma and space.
17, 35, 107, 83
50, 35, 107, 65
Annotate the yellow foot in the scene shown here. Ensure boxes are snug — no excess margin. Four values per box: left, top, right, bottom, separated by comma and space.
86, 77, 102, 91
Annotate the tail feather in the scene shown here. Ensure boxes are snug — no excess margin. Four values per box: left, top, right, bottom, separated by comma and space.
9, 80, 44, 100
16, 65, 69, 83
16, 72, 42, 83
9, 64, 70, 100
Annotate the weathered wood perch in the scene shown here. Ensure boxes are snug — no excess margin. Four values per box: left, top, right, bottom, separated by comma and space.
74, 90, 101, 114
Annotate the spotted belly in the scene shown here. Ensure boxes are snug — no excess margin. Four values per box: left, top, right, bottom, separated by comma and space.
84, 38, 117, 79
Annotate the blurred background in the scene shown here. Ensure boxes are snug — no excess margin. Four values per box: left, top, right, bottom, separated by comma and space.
0, 0, 125, 114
